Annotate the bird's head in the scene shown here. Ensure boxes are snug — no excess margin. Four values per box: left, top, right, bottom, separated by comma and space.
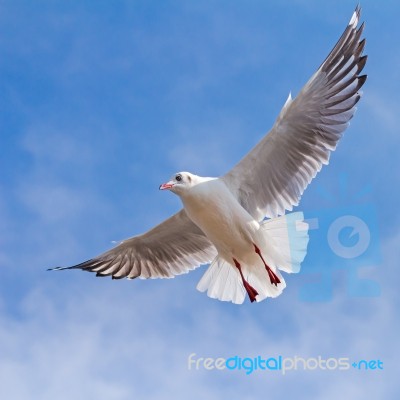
159, 171, 197, 195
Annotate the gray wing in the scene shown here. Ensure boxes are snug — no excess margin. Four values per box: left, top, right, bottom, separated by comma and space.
222, 6, 367, 221
52, 209, 217, 279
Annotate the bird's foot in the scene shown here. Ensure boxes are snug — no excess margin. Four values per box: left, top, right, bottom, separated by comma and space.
233, 258, 259, 303
266, 266, 281, 286
253, 244, 281, 286
243, 281, 259, 303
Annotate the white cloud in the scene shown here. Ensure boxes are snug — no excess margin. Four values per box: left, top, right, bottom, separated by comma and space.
21, 125, 97, 167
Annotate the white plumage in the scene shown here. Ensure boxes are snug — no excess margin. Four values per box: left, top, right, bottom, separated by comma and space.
51, 7, 367, 304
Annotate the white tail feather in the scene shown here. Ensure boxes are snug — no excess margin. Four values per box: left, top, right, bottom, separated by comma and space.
260, 212, 309, 273
197, 257, 246, 304
197, 212, 309, 304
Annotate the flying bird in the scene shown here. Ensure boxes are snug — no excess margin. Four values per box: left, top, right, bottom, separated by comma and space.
51, 7, 367, 304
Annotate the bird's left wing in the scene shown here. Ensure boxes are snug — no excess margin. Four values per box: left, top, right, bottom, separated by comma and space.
222, 6, 367, 221
51, 209, 217, 279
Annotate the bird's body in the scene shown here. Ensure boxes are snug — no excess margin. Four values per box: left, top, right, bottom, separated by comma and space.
179, 176, 259, 262
50, 6, 367, 304
160, 172, 306, 302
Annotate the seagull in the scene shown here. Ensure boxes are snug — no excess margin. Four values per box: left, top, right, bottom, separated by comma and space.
50, 7, 367, 304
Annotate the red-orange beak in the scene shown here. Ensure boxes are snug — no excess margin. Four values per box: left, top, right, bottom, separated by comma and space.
159, 181, 174, 190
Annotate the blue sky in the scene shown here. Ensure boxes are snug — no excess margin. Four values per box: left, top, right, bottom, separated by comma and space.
1, 0, 399, 398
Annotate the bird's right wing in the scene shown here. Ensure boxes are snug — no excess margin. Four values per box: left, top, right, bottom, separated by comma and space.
51, 209, 217, 279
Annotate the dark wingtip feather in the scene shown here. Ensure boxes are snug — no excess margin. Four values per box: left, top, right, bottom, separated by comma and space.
47, 266, 66, 271
111, 275, 125, 280
358, 38, 366, 55
358, 55, 368, 71
354, 4, 361, 19
357, 21, 365, 36
47, 259, 97, 272
358, 74, 368, 86
96, 271, 113, 277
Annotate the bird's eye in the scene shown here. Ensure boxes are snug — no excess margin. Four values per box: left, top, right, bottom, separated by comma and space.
176, 174, 182, 182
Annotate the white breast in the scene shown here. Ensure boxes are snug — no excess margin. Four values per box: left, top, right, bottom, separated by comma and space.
180, 178, 259, 258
